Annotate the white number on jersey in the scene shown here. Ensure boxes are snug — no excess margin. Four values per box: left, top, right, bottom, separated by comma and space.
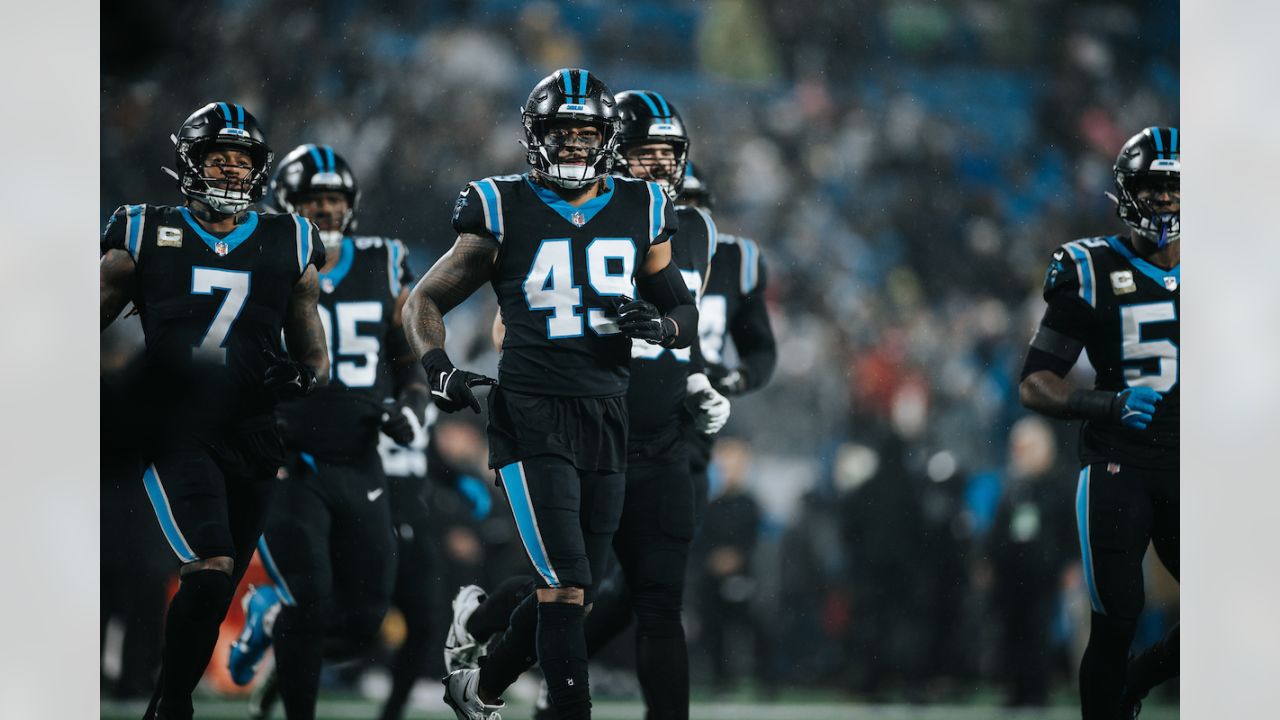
316, 301, 384, 387
1120, 301, 1178, 392
523, 238, 637, 338
191, 267, 251, 364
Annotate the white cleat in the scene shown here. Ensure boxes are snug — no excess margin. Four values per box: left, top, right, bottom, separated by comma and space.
445, 585, 489, 673
442, 668, 504, 720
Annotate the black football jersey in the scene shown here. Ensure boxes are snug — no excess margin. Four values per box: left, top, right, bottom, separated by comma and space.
698, 233, 767, 369
275, 235, 413, 458
626, 204, 718, 436
101, 204, 324, 426
453, 173, 677, 397
1039, 235, 1179, 470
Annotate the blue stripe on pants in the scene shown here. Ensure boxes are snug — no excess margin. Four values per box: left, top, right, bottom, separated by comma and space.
499, 462, 561, 587
1076, 465, 1106, 614
143, 465, 198, 563
256, 536, 298, 606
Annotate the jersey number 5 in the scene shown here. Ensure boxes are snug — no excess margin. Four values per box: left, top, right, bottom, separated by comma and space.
191, 267, 251, 364
315, 302, 383, 387
1120, 302, 1178, 392
523, 238, 636, 338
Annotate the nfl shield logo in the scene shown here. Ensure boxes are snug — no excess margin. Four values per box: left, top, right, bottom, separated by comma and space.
215, 241, 230, 257
570, 211, 586, 227
1107, 463, 1121, 475
1164, 276, 1178, 291
321, 278, 335, 293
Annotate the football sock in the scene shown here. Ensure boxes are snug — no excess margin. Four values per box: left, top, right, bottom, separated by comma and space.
538, 601, 591, 720
273, 603, 325, 720
1079, 611, 1138, 720
467, 575, 537, 643
1125, 622, 1180, 700
477, 592, 539, 700
156, 569, 235, 720
637, 635, 689, 720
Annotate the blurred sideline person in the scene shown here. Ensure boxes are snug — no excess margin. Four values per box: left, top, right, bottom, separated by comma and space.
691, 438, 768, 694
404, 68, 698, 720
1018, 127, 1180, 720
225, 144, 428, 720
987, 416, 1077, 707
100, 102, 330, 720
454, 90, 729, 720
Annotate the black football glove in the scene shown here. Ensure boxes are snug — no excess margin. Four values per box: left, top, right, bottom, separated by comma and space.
420, 349, 496, 414
380, 387, 430, 446
615, 297, 677, 346
262, 349, 318, 401
705, 363, 750, 396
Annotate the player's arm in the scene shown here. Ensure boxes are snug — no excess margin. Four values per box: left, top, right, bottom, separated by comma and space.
403, 233, 499, 413
621, 241, 699, 349
722, 252, 777, 395
491, 310, 506, 353
281, 266, 331, 386
100, 249, 135, 331
1018, 251, 1159, 429
380, 285, 432, 445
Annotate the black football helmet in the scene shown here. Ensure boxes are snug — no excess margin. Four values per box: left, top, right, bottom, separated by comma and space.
676, 161, 714, 209
1109, 126, 1180, 248
167, 102, 273, 217
271, 144, 361, 250
613, 90, 690, 198
521, 68, 620, 189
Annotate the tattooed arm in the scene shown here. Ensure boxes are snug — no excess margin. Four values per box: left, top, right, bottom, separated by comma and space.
100, 249, 136, 331
404, 233, 499, 357
283, 265, 331, 386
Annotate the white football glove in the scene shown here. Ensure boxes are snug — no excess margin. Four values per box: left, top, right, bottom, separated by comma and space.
685, 372, 731, 435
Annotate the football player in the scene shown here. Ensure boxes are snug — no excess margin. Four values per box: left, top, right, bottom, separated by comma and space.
680, 163, 777, 522
99, 102, 330, 720
451, 91, 729, 720
223, 144, 429, 720
1018, 127, 1180, 719
403, 68, 698, 720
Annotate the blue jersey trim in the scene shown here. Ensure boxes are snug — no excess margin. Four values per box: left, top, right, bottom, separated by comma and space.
1064, 243, 1095, 307
177, 207, 260, 255
1106, 235, 1179, 288
1076, 466, 1106, 615
740, 237, 759, 295
126, 204, 145, 258
525, 174, 615, 227
647, 181, 666, 242
696, 207, 719, 264
499, 462, 561, 587
474, 179, 505, 242
319, 237, 355, 290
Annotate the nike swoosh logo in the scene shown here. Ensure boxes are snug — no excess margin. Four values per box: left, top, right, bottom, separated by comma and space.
367, 488, 384, 502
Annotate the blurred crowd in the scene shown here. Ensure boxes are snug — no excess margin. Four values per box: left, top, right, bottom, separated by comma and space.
102, 0, 1179, 708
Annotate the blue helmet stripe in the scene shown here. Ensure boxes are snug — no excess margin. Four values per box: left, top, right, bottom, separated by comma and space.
561, 69, 574, 98
1170, 128, 1178, 156
307, 144, 325, 172
235, 103, 245, 130
652, 91, 671, 117
323, 146, 335, 172
578, 69, 588, 99
217, 102, 233, 127
638, 92, 663, 118
1150, 127, 1164, 159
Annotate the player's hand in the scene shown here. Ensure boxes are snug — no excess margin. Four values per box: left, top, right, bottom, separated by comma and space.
706, 363, 749, 396
380, 402, 422, 447
1116, 387, 1162, 430
685, 372, 731, 434
615, 297, 677, 346
262, 348, 318, 401
420, 349, 496, 414
456, 474, 493, 520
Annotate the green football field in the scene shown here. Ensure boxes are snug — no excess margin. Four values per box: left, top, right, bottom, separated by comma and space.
100, 696, 1178, 720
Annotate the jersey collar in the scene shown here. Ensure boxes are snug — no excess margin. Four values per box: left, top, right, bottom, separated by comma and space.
1107, 235, 1179, 290
177, 207, 259, 256
318, 237, 355, 292
525, 174, 614, 227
